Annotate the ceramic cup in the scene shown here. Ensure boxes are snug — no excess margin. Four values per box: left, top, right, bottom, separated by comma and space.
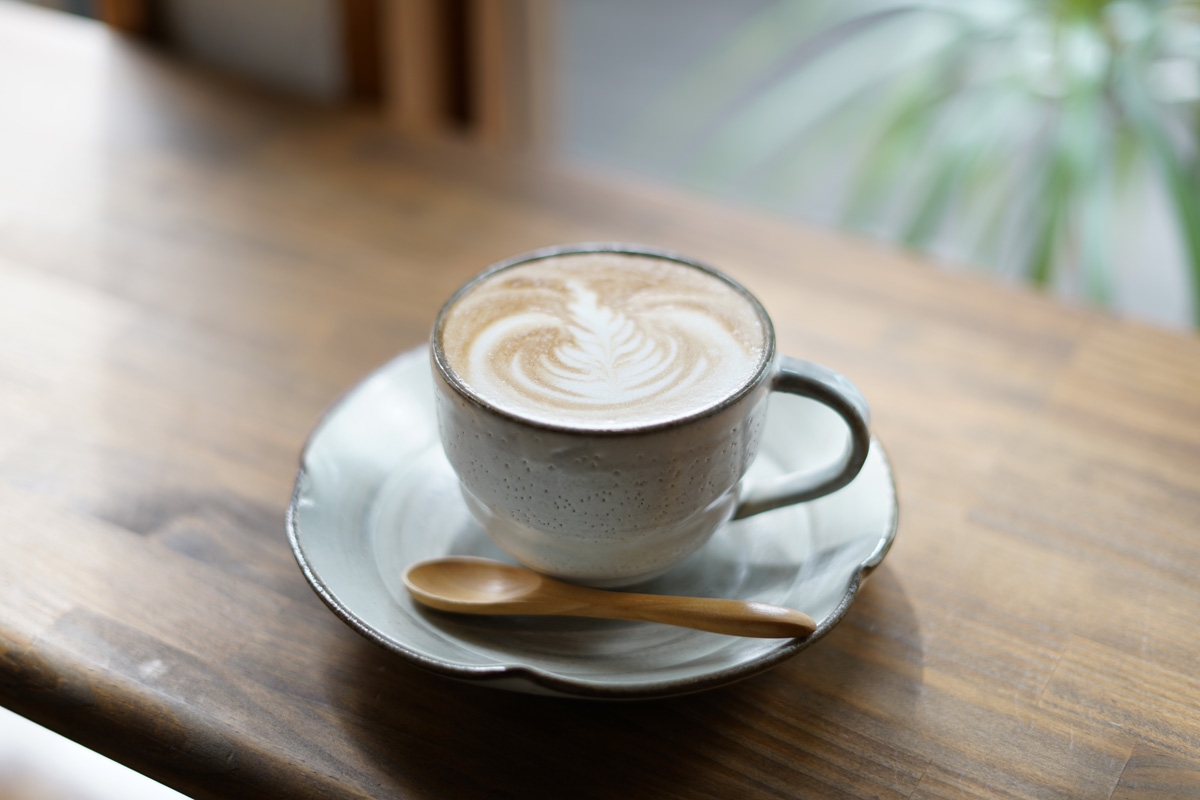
431, 243, 871, 587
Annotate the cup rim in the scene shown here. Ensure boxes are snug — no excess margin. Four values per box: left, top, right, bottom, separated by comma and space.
430, 242, 777, 436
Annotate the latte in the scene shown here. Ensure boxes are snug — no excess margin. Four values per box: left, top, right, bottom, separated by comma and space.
436, 252, 770, 430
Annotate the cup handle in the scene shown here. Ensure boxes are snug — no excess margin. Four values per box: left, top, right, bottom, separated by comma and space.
732, 356, 872, 520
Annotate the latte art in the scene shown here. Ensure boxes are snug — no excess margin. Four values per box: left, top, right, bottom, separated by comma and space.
438, 253, 769, 429
498, 282, 713, 405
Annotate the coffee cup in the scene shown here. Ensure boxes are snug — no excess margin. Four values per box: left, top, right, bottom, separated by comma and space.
431, 243, 870, 587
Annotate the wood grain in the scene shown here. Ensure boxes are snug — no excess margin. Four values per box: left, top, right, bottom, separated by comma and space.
0, 3, 1198, 798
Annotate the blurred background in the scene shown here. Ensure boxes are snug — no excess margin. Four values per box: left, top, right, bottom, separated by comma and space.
11, 0, 1200, 332
2, 0, 1197, 796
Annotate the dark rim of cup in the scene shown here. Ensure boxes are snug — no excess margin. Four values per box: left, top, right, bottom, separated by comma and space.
430, 242, 777, 436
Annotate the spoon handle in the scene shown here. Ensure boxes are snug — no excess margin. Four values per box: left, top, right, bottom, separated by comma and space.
560, 588, 817, 638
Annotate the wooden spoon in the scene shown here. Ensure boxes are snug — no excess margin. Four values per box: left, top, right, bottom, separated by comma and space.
403, 557, 816, 638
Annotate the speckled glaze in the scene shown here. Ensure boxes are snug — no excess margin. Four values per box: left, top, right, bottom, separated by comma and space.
432, 364, 770, 586
431, 243, 871, 587
286, 347, 898, 699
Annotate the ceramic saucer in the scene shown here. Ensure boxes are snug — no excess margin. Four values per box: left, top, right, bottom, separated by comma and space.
287, 348, 897, 699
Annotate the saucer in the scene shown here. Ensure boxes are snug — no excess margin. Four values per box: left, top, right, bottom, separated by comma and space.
287, 348, 897, 699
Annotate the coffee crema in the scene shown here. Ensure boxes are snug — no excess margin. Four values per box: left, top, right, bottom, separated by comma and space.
437, 252, 769, 429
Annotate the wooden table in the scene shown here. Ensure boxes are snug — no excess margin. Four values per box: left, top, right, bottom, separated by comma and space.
2, 4, 1198, 798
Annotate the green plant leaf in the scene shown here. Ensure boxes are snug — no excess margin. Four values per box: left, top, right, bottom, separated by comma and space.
623, 0, 921, 169
1115, 59, 1200, 323
1027, 167, 1067, 288
843, 64, 955, 227
682, 9, 964, 189
636, 0, 1200, 325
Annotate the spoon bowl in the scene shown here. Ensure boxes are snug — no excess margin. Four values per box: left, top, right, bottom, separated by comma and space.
403, 557, 816, 638
405, 558, 544, 607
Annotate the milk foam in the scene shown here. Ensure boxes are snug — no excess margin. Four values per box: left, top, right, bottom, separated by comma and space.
438, 253, 769, 429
